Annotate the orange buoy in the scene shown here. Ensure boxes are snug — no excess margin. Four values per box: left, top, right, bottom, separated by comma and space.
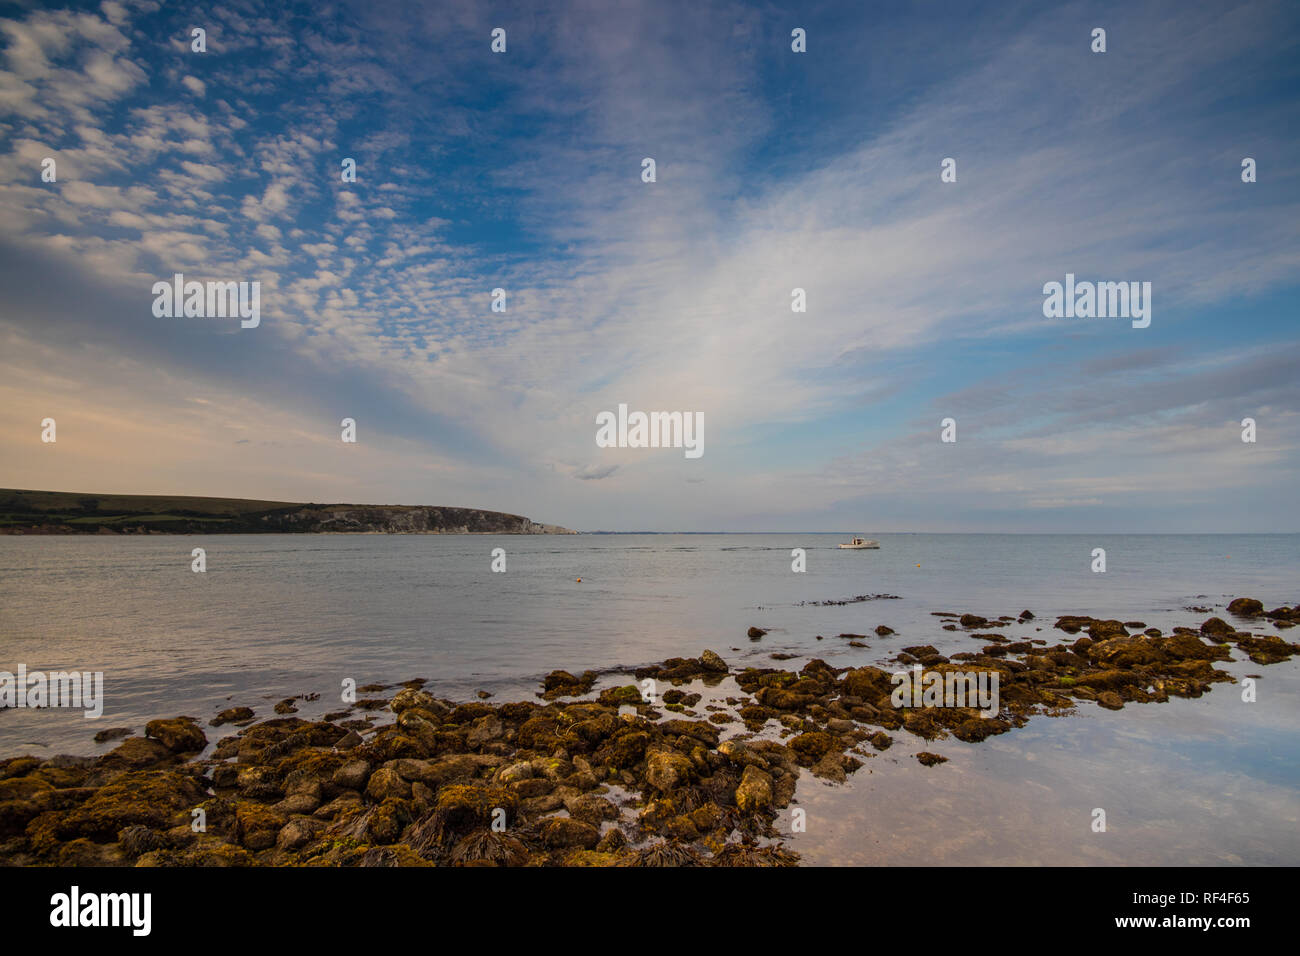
576, 577, 582, 582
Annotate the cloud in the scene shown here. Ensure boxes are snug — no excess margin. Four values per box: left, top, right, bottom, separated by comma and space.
574, 464, 619, 481
0, 0, 1297, 531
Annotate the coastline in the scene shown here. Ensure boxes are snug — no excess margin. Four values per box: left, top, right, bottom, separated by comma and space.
0, 488, 575, 535
2, 598, 1296, 867
0, 528, 580, 535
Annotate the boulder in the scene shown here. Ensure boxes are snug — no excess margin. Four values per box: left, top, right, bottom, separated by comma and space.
144, 718, 207, 753
276, 816, 325, 851
699, 649, 728, 672
564, 793, 618, 825
645, 749, 693, 792
1227, 598, 1264, 617
334, 730, 363, 750
389, 688, 436, 713
539, 817, 600, 849
660, 719, 719, 747
1088, 636, 1165, 668
210, 707, 255, 727
332, 759, 371, 790
734, 764, 774, 812
365, 767, 412, 802
1200, 617, 1235, 638
99, 737, 175, 770
789, 732, 837, 760
466, 715, 504, 747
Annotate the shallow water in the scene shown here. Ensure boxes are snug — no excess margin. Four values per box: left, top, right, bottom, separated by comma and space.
1, 532, 1297, 864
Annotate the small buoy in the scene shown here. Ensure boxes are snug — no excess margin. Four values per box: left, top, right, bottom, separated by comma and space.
576, 577, 582, 582
916, 563, 921, 567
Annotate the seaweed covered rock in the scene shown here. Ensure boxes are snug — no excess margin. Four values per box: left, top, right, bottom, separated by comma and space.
404, 784, 517, 856
144, 718, 207, 754
734, 765, 774, 812
1200, 617, 1234, 638
596, 685, 642, 707
210, 707, 255, 727
1226, 632, 1300, 664
1227, 597, 1264, 617
389, 688, 436, 714
98, 737, 177, 771
449, 830, 529, 866
365, 767, 412, 802
699, 649, 728, 673
841, 666, 892, 702
646, 749, 694, 792
236, 718, 348, 764
539, 670, 597, 700
6, 600, 1298, 869
789, 732, 838, 761
1087, 635, 1166, 668
26, 770, 203, 854
540, 817, 600, 849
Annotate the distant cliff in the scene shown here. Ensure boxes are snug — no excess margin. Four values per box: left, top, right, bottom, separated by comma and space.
0, 489, 576, 535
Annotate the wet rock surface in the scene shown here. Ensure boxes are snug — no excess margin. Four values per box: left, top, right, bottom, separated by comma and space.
1, 596, 1295, 867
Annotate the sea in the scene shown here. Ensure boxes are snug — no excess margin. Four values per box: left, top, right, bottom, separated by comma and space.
1, 532, 1297, 864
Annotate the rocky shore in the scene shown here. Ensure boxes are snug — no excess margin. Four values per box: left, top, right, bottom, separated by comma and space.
1, 596, 1296, 867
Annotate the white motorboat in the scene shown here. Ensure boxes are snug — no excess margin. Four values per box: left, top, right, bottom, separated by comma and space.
838, 537, 879, 549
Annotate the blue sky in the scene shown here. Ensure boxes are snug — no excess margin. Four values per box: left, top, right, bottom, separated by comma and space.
1, 0, 1297, 531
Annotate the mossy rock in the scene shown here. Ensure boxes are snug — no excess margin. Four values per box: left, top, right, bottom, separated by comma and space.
234, 801, 288, 850
597, 685, 643, 707
0, 757, 42, 780
788, 732, 837, 759
27, 770, 203, 854
145, 717, 208, 753
734, 764, 774, 812
0, 776, 52, 802
593, 730, 650, 770
99, 737, 177, 771
1227, 598, 1264, 617
539, 817, 600, 849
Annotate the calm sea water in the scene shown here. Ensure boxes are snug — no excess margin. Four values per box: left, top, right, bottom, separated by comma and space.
2, 533, 1297, 864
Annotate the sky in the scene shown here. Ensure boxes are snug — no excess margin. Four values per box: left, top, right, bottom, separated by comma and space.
0, 0, 1297, 532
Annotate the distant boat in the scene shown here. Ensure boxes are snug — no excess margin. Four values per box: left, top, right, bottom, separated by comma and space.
838, 537, 879, 549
